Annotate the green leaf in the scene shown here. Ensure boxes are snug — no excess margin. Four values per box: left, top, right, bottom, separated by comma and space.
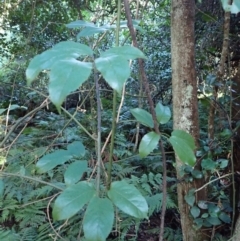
36, 150, 71, 173
95, 55, 129, 93
26, 41, 93, 84
64, 161, 88, 186
67, 141, 85, 157
139, 132, 160, 158
66, 20, 95, 28
49, 60, 92, 110
108, 180, 148, 219
184, 189, 195, 207
201, 158, 216, 171
191, 170, 203, 179
217, 159, 228, 169
198, 200, 208, 209
101, 46, 146, 60
83, 197, 114, 241
53, 181, 95, 220
169, 130, 196, 166
36, 141, 85, 173
219, 212, 231, 223
190, 206, 200, 218
78, 26, 108, 37
130, 108, 153, 128
0, 179, 4, 197
155, 102, 171, 124
207, 217, 221, 226
208, 203, 220, 215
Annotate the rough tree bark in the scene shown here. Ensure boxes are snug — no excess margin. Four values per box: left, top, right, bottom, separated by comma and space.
171, 1, 208, 240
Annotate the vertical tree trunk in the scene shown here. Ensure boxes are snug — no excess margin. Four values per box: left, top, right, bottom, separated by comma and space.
171, 1, 208, 240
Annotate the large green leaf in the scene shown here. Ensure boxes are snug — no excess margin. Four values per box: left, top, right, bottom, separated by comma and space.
26, 41, 93, 84
78, 26, 109, 37
155, 102, 171, 124
66, 20, 95, 28
130, 108, 153, 128
53, 181, 95, 220
67, 141, 86, 156
101, 46, 146, 60
49, 60, 92, 110
95, 56, 130, 93
139, 132, 160, 158
36, 141, 85, 173
36, 150, 71, 173
64, 161, 88, 186
83, 197, 114, 241
108, 180, 148, 219
169, 130, 196, 166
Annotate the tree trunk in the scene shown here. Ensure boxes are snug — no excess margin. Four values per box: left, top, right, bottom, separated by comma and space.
171, 1, 208, 240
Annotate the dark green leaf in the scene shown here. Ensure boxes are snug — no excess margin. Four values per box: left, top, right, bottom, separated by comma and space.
191, 170, 203, 179
139, 132, 160, 158
207, 217, 221, 226
108, 180, 148, 219
201, 158, 216, 171
190, 206, 200, 218
95, 56, 130, 93
219, 212, 231, 223
184, 189, 195, 207
169, 130, 196, 166
83, 197, 114, 241
130, 108, 153, 128
155, 102, 171, 124
53, 181, 95, 220
49, 60, 92, 110
64, 161, 88, 186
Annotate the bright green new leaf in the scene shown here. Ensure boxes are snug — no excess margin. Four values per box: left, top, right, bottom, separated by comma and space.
49, 60, 92, 110
78, 26, 108, 37
155, 102, 171, 124
83, 197, 114, 241
64, 161, 88, 186
108, 180, 148, 219
101, 46, 146, 60
139, 132, 160, 158
26, 41, 93, 84
95, 56, 130, 93
67, 141, 86, 157
130, 108, 154, 128
66, 20, 95, 28
169, 130, 196, 166
36, 150, 71, 173
53, 181, 95, 220
190, 206, 200, 218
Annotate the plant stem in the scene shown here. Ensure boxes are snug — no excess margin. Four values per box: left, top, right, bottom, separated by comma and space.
107, 0, 121, 189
